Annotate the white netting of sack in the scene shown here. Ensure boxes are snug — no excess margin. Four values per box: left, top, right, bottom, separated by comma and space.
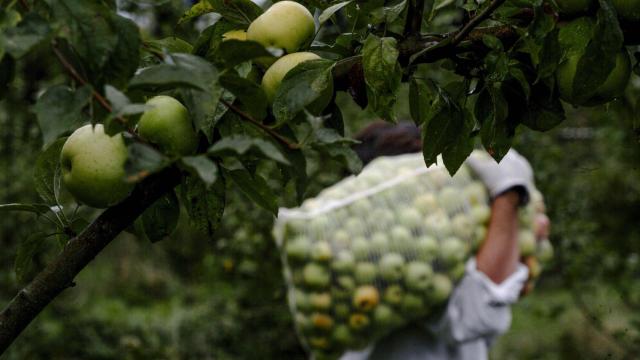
272, 152, 551, 359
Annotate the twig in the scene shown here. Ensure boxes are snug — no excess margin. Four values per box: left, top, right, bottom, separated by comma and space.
51, 40, 137, 135
220, 99, 301, 150
404, 0, 426, 36
451, 0, 508, 47
18, 0, 30, 11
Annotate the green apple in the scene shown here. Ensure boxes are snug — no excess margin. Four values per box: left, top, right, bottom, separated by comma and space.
373, 304, 402, 328
440, 237, 467, 265
464, 182, 488, 206
416, 235, 438, 261
398, 208, 423, 229
384, 285, 405, 305
370, 232, 390, 252
246, 1, 315, 53
439, 186, 464, 214
425, 211, 452, 237
429, 274, 453, 303
222, 29, 247, 41
390, 226, 412, 244
352, 237, 370, 260
334, 303, 351, 319
555, 0, 595, 15
286, 236, 311, 262
613, 0, 640, 23
349, 313, 370, 331
332, 324, 354, 346
355, 262, 377, 284
537, 238, 554, 263
400, 293, 424, 315
344, 217, 366, 235
311, 241, 333, 262
310, 292, 332, 310
293, 289, 312, 312
137, 95, 198, 156
405, 262, 433, 291
413, 192, 438, 214
353, 285, 380, 312
448, 262, 466, 281
519, 230, 537, 257
350, 198, 372, 214
378, 253, 406, 281
294, 312, 311, 332
308, 336, 329, 350
470, 204, 491, 225
473, 226, 487, 250
525, 256, 542, 278
310, 215, 330, 235
333, 229, 351, 247
332, 251, 356, 273
261, 52, 321, 103
371, 208, 396, 227
60, 124, 133, 208
451, 213, 473, 240
556, 18, 631, 106
336, 275, 356, 291
303, 263, 330, 288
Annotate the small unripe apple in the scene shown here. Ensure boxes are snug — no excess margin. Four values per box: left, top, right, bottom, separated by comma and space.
60, 124, 133, 208
439, 186, 464, 214
332, 229, 350, 247
384, 285, 405, 305
309, 292, 332, 310
246, 1, 315, 53
352, 237, 370, 260
354, 262, 377, 284
293, 289, 312, 312
349, 313, 370, 331
353, 285, 380, 312
332, 251, 356, 273
311, 312, 334, 331
413, 192, 438, 214
370, 232, 390, 252
137, 95, 198, 156
400, 293, 424, 315
334, 303, 351, 319
310, 215, 330, 234
350, 198, 372, 215
425, 211, 452, 237
373, 304, 402, 328
294, 312, 311, 332
336, 275, 356, 291
429, 274, 453, 303
519, 230, 537, 257
448, 262, 466, 281
405, 262, 433, 291
440, 237, 467, 264
286, 236, 311, 262
303, 263, 330, 288
398, 208, 423, 229
332, 324, 354, 345
261, 52, 320, 103
416, 235, 438, 261
390, 226, 412, 244
451, 213, 473, 240
378, 253, 406, 281
464, 182, 488, 206
525, 256, 542, 278
308, 336, 330, 349
344, 217, 366, 235
311, 241, 333, 262
537, 238, 554, 263
470, 204, 491, 225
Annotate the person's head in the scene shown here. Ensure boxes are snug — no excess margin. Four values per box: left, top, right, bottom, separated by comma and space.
352, 121, 422, 165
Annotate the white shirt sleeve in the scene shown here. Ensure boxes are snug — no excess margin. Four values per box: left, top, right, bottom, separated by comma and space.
427, 257, 529, 345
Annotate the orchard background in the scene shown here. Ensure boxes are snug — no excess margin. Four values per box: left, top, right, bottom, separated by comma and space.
0, 0, 639, 358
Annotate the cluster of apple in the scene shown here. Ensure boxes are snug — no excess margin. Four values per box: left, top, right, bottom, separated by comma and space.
273, 153, 553, 359
554, 0, 637, 107
60, 95, 197, 208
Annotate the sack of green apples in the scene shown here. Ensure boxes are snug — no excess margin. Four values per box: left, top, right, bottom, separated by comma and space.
272, 152, 551, 359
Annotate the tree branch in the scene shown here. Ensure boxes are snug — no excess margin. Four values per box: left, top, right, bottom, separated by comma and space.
451, 0, 508, 47
404, 0, 426, 36
220, 99, 301, 150
0, 167, 182, 353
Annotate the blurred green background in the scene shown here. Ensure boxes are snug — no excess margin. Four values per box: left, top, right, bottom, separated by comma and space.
1, 0, 640, 359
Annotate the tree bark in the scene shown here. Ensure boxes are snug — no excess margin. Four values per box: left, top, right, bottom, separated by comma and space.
0, 166, 182, 353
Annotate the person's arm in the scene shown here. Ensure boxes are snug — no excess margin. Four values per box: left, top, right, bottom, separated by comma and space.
476, 191, 521, 284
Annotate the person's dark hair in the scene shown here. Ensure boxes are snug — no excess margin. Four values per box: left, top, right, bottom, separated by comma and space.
352, 121, 422, 165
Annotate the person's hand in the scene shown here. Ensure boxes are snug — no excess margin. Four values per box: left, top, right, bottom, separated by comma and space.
466, 149, 534, 205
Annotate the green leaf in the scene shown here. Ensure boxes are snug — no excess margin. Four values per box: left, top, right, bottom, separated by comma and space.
442, 110, 475, 175
146, 37, 194, 54
206, 0, 263, 25
219, 72, 268, 120
370, 0, 408, 24
209, 135, 290, 165
421, 87, 465, 166
104, 85, 147, 117
180, 155, 219, 187
15, 231, 48, 282
225, 168, 278, 215
179, 86, 224, 140
572, 0, 623, 102
325, 146, 362, 174
319, 1, 353, 25
216, 40, 274, 68
34, 138, 67, 205
0, 203, 55, 215
179, 0, 215, 24
476, 85, 512, 161
311, 128, 358, 146
102, 14, 141, 88
409, 77, 435, 126
3, 13, 50, 58
362, 35, 401, 121
180, 174, 226, 237
272, 59, 335, 125
34, 85, 92, 146
508, 80, 565, 131
49, 0, 119, 75
125, 143, 171, 183
141, 190, 180, 243
129, 53, 218, 92
482, 34, 503, 51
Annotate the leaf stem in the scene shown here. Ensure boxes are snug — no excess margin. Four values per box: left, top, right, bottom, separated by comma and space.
220, 99, 301, 150
451, 0, 507, 47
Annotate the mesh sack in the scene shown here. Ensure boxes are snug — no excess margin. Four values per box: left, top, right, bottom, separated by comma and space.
273, 152, 551, 359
